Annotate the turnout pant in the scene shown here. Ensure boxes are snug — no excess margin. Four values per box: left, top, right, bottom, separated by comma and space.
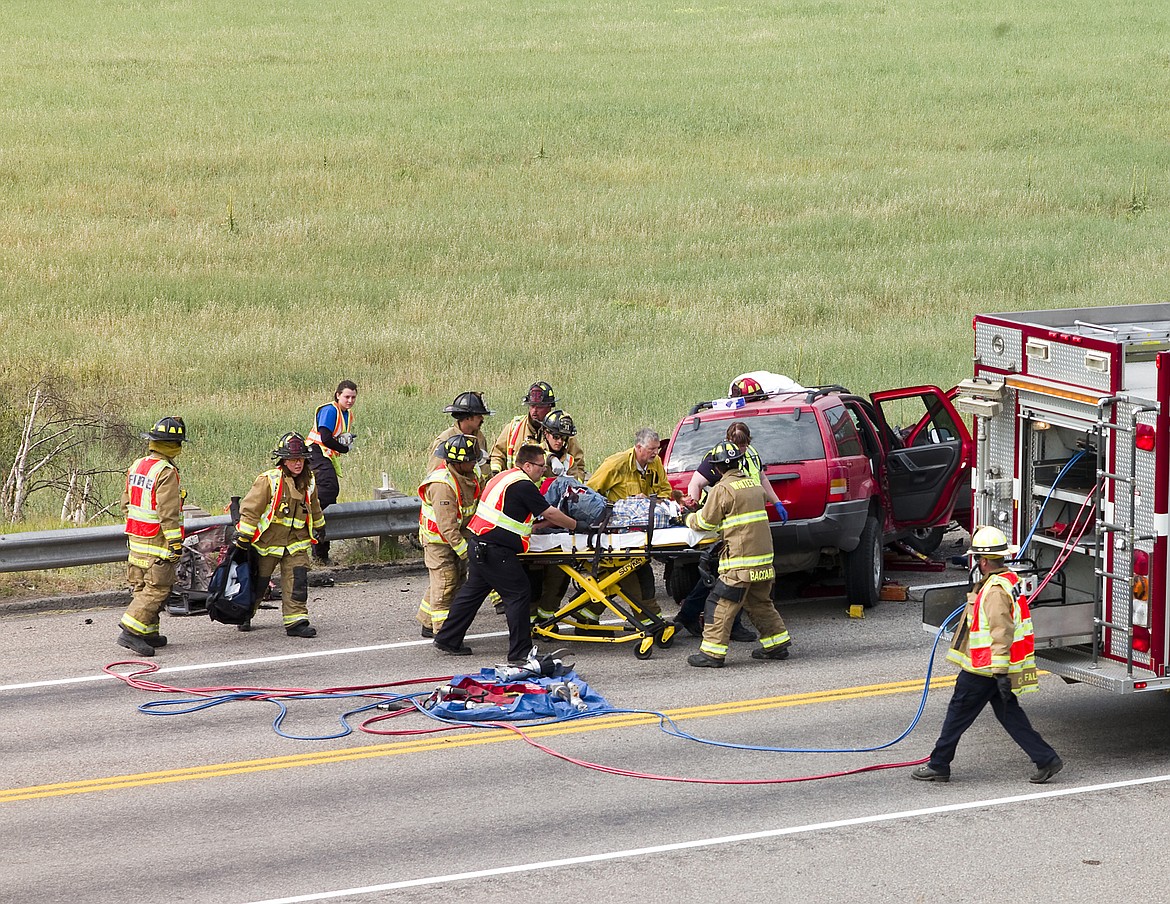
254, 549, 311, 628
436, 538, 533, 662
699, 578, 790, 661
417, 543, 467, 632
927, 669, 1059, 774
121, 558, 176, 637
676, 575, 747, 634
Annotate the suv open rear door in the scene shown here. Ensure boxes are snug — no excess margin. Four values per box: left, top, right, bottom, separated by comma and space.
869, 385, 973, 528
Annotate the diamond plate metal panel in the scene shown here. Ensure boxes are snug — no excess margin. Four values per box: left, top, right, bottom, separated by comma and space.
1026, 341, 1113, 392
976, 323, 1021, 373
1035, 648, 1168, 693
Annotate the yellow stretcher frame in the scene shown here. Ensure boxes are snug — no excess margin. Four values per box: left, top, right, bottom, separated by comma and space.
519, 530, 719, 660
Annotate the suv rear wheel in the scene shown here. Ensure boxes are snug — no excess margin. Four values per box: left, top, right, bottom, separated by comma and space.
666, 560, 701, 604
843, 514, 883, 608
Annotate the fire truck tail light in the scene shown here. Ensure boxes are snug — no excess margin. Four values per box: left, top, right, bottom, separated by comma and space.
1135, 423, 1155, 452
1132, 626, 1151, 654
1133, 550, 1149, 576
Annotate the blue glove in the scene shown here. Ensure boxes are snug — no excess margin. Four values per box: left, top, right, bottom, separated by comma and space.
776, 501, 788, 524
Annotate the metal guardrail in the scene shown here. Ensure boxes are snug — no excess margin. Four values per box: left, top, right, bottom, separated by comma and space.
0, 497, 422, 574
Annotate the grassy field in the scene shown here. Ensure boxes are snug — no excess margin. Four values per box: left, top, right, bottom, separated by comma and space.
2, 0, 1169, 543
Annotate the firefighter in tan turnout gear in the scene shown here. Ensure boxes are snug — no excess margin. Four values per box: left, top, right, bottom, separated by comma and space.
416, 435, 482, 638
116, 416, 188, 658
429, 391, 493, 481
233, 432, 325, 637
489, 381, 585, 475
685, 441, 793, 668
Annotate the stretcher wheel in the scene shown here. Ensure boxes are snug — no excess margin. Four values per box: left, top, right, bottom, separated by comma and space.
634, 636, 655, 660
655, 624, 676, 648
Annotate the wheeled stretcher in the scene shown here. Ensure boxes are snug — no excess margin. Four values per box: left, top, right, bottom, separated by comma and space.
521, 525, 718, 659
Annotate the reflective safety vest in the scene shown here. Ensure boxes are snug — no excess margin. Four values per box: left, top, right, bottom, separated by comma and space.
503, 416, 537, 470
467, 469, 536, 551
125, 456, 181, 540
418, 465, 478, 557
239, 469, 318, 555
307, 403, 353, 459
743, 445, 764, 485
947, 571, 1039, 694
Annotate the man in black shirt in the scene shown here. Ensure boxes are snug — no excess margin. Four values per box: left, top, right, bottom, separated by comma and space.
435, 444, 581, 663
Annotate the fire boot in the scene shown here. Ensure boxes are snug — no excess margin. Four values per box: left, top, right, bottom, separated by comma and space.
116, 629, 156, 658
687, 652, 725, 669
751, 644, 790, 661
145, 634, 168, 648
286, 622, 317, 638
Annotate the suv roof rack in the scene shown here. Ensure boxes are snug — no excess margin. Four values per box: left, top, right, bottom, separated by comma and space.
804, 384, 851, 403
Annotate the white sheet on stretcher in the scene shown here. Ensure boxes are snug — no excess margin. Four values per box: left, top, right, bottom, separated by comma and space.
526, 525, 715, 554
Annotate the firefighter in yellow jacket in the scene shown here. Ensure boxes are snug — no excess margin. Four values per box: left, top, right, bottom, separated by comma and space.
584, 427, 675, 622
116, 416, 188, 658
685, 442, 792, 668
233, 432, 326, 637
490, 381, 585, 475
416, 435, 482, 638
912, 526, 1063, 784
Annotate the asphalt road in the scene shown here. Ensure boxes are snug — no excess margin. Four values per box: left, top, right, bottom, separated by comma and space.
3, 553, 1170, 904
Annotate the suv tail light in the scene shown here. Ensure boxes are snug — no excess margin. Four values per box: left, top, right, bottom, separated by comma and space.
828, 463, 848, 498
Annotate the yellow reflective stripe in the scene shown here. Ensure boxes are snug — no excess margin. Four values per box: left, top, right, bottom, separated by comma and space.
700, 640, 728, 657
283, 614, 309, 627
450, 536, 468, 558
691, 512, 719, 532
721, 510, 768, 528
760, 631, 791, 648
127, 537, 169, 556
475, 506, 531, 535
120, 614, 159, 635
722, 553, 775, 570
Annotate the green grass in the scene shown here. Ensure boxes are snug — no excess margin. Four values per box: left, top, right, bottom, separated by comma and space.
2, 0, 1169, 531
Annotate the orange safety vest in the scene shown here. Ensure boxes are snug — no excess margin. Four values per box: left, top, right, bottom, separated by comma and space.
947, 570, 1039, 694
467, 469, 537, 551
418, 465, 479, 553
504, 416, 541, 470
125, 456, 179, 538
307, 403, 353, 459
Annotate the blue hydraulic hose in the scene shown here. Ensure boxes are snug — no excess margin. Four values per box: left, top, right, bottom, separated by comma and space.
1016, 449, 1087, 558
411, 605, 969, 754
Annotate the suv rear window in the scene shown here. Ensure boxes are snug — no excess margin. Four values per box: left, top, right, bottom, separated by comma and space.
665, 411, 827, 472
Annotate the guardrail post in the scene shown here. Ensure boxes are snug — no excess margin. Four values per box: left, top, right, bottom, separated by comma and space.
373, 473, 406, 557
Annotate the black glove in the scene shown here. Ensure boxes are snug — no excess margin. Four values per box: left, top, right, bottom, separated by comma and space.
232, 530, 252, 550
167, 540, 184, 558
574, 519, 592, 533
995, 674, 1013, 703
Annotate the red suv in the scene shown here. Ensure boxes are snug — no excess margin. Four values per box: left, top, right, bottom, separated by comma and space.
661, 384, 972, 607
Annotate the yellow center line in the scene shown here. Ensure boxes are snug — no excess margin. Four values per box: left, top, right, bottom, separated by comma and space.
1, 675, 957, 803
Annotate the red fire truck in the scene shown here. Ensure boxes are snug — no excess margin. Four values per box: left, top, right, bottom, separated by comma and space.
932, 304, 1170, 692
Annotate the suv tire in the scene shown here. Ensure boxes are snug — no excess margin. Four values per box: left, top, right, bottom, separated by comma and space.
666, 561, 701, 604
904, 526, 945, 556
843, 514, 883, 608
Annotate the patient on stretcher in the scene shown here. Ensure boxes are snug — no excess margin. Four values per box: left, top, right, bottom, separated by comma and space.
538, 476, 682, 531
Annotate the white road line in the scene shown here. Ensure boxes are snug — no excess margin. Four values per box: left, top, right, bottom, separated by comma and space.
0, 629, 510, 692
242, 771, 1170, 904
